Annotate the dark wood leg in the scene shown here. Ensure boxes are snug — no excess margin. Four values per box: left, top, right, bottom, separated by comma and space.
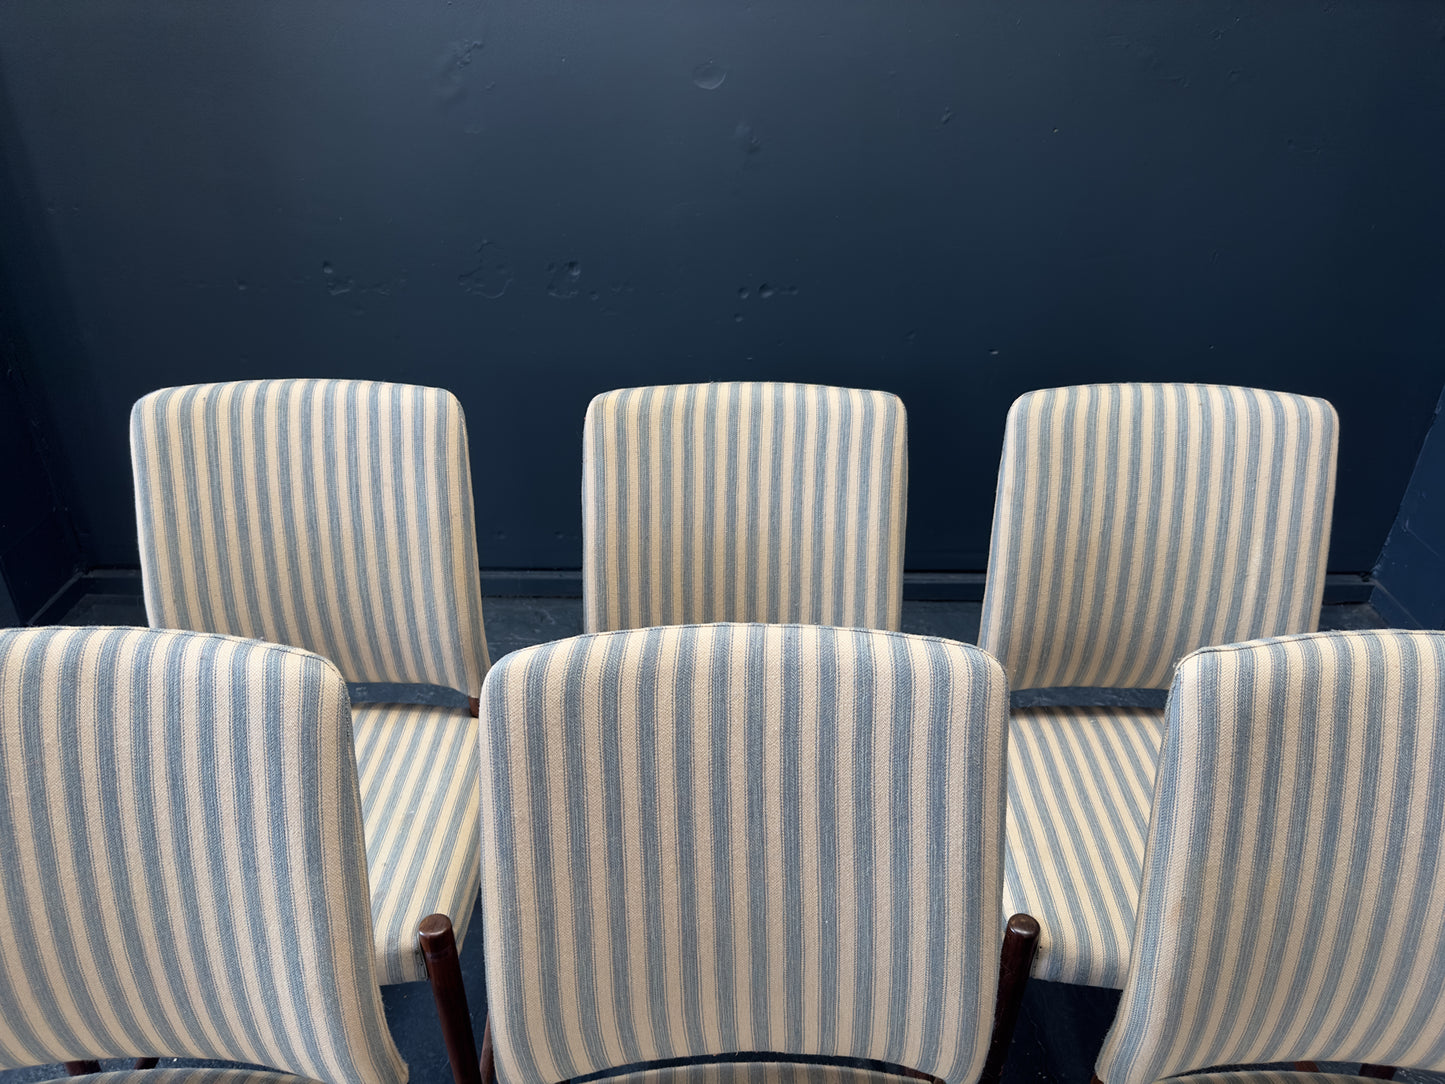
1359, 1067, 1396, 1080
979, 913, 1041, 1084
1293, 1064, 1321, 1073
134, 1059, 159, 1070
468, 697, 479, 718
420, 913, 483, 1084
479, 1016, 494, 1084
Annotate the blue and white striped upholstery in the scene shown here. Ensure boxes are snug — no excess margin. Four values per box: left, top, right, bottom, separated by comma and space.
979, 384, 1338, 692
132, 378, 489, 984
354, 702, 479, 984
979, 383, 1337, 989
131, 379, 490, 693
0, 627, 406, 1084
582, 384, 908, 633
1002, 706, 1164, 989
1096, 630, 1445, 1084
1156, 1075, 1380, 1084
478, 624, 1007, 1084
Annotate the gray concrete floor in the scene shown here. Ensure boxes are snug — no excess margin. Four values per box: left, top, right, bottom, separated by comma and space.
6, 596, 1411, 1084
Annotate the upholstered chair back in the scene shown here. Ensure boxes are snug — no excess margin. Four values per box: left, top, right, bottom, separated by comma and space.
979, 384, 1337, 691
479, 623, 1007, 1084
0, 626, 405, 1084
1096, 630, 1445, 1084
131, 379, 489, 694
582, 383, 908, 633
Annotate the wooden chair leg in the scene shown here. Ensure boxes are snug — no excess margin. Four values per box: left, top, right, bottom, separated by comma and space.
479, 1016, 494, 1084
1359, 1067, 1396, 1080
420, 913, 483, 1084
134, 1059, 159, 1070
1293, 1065, 1321, 1073
979, 913, 1041, 1084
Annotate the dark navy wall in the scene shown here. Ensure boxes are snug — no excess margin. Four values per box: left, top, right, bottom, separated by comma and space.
1375, 383, 1445, 629
1, 0, 1442, 574
0, 348, 80, 623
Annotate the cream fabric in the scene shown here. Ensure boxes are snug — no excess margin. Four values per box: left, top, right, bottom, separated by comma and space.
0, 627, 406, 1084
1003, 706, 1165, 989
1097, 631, 1445, 1084
979, 383, 1338, 691
583, 383, 908, 633
132, 379, 490, 694
479, 623, 1007, 1084
352, 703, 480, 984
131, 378, 490, 987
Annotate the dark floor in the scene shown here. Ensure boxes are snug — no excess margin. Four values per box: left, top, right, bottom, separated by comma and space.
4, 595, 1412, 1084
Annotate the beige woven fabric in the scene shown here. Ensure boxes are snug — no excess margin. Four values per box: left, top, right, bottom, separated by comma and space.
583, 383, 907, 633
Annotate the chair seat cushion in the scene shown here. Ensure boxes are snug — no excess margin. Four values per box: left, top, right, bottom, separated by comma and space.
597, 1061, 929, 1084
353, 702, 480, 984
1002, 705, 1165, 989
60, 1071, 326, 1084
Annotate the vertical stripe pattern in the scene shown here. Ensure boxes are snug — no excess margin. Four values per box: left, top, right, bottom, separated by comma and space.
131, 379, 490, 694
1001, 706, 1165, 989
1096, 630, 1445, 1084
979, 384, 1338, 691
478, 624, 1006, 1084
0, 627, 405, 1084
582, 384, 908, 633
352, 703, 480, 984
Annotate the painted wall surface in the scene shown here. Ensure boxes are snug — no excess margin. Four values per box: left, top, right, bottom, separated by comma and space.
1375, 383, 1445, 629
0, 362, 79, 621
1, 0, 1442, 573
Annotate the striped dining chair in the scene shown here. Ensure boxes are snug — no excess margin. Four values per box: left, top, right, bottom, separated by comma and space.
582, 383, 908, 634
978, 383, 1338, 989
130, 379, 489, 1082
0, 626, 408, 1084
478, 622, 1039, 1084
1094, 629, 1445, 1084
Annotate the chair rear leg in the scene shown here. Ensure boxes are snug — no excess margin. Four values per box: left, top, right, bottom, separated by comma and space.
1359, 1067, 1396, 1079
420, 913, 483, 1084
480, 1016, 494, 1084
979, 913, 1041, 1084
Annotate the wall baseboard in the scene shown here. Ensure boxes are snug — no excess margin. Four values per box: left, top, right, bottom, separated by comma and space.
26, 566, 1377, 623
1321, 573, 1376, 604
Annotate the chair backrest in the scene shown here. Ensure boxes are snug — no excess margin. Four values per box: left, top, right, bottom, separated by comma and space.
0, 626, 405, 1084
582, 383, 908, 633
131, 378, 490, 693
1095, 630, 1445, 1084
978, 384, 1337, 691
478, 622, 1007, 1084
